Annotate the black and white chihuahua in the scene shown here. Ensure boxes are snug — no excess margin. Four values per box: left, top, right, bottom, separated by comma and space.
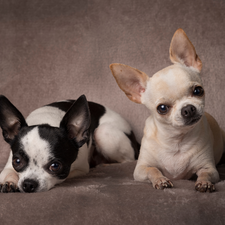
0, 95, 139, 193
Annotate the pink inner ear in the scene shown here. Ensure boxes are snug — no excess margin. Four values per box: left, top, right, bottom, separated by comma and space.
170, 29, 202, 72
124, 81, 146, 103
140, 86, 145, 93
7, 121, 21, 139
110, 63, 148, 104
130, 79, 146, 94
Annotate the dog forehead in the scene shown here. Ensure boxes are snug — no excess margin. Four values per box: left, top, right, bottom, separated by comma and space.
20, 126, 51, 163
147, 65, 202, 102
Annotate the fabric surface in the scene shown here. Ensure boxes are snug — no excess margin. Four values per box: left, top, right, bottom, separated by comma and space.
0, 0, 225, 224
1, 162, 225, 225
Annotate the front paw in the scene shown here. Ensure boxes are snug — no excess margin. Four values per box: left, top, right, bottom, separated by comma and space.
153, 177, 173, 190
195, 181, 215, 193
0, 182, 20, 193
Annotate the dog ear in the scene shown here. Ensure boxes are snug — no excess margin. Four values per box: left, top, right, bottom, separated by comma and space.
110, 63, 149, 104
0, 95, 27, 144
169, 28, 202, 72
60, 95, 91, 148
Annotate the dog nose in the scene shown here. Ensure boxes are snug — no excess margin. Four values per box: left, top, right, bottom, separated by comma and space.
22, 179, 38, 193
181, 105, 196, 118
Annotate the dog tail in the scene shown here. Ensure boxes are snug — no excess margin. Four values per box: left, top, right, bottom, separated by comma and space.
222, 129, 225, 152
218, 129, 225, 164
126, 131, 141, 160
136, 141, 141, 159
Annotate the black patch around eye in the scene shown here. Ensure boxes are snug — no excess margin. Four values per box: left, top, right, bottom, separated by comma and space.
44, 160, 70, 179
49, 161, 62, 172
12, 149, 29, 172
38, 125, 79, 160
10, 134, 30, 172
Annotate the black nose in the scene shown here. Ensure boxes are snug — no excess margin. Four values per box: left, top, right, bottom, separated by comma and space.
22, 179, 38, 193
181, 105, 196, 118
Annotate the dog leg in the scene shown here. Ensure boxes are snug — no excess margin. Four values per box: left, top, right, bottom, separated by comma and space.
0, 153, 19, 193
148, 167, 174, 190
0, 169, 19, 193
134, 165, 173, 189
94, 123, 136, 163
195, 167, 219, 192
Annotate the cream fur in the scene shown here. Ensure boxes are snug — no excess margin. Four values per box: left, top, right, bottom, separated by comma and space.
110, 28, 225, 192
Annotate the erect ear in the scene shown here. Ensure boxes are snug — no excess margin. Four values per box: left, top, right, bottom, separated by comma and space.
0, 95, 27, 144
169, 28, 202, 72
60, 95, 91, 148
110, 63, 149, 104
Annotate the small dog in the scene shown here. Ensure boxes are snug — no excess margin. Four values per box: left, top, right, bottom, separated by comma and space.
0, 95, 139, 192
110, 28, 225, 192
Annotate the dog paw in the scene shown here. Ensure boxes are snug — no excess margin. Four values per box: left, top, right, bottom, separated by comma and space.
153, 177, 173, 190
0, 182, 20, 193
195, 181, 215, 193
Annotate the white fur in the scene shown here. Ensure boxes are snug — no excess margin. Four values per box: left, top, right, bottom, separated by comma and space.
26, 106, 65, 127
94, 107, 135, 162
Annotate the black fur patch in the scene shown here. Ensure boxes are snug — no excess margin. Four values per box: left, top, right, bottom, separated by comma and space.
47, 100, 74, 112
47, 100, 106, 139
38, 124, 78, 179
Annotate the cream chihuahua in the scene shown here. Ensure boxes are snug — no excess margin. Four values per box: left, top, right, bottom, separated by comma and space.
110, 28, 225, 192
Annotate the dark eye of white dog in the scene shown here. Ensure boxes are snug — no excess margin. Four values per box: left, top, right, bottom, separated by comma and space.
157, 104, 170, 115
49, 162, 62, 172
193, 86, 204, 97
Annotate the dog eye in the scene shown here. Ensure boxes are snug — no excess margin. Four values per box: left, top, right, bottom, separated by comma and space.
13, 158, 21, 166
193, 86, 204, 97
12, 157, 23, 170
157, 104, 170, 115
49, 162, 62, 172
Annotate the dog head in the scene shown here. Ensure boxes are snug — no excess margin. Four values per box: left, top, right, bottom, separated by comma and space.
110, 29, 205, 130
0, 95, 91, 192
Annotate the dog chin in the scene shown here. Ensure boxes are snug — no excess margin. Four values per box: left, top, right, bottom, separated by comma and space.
172, 114, 203, 129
